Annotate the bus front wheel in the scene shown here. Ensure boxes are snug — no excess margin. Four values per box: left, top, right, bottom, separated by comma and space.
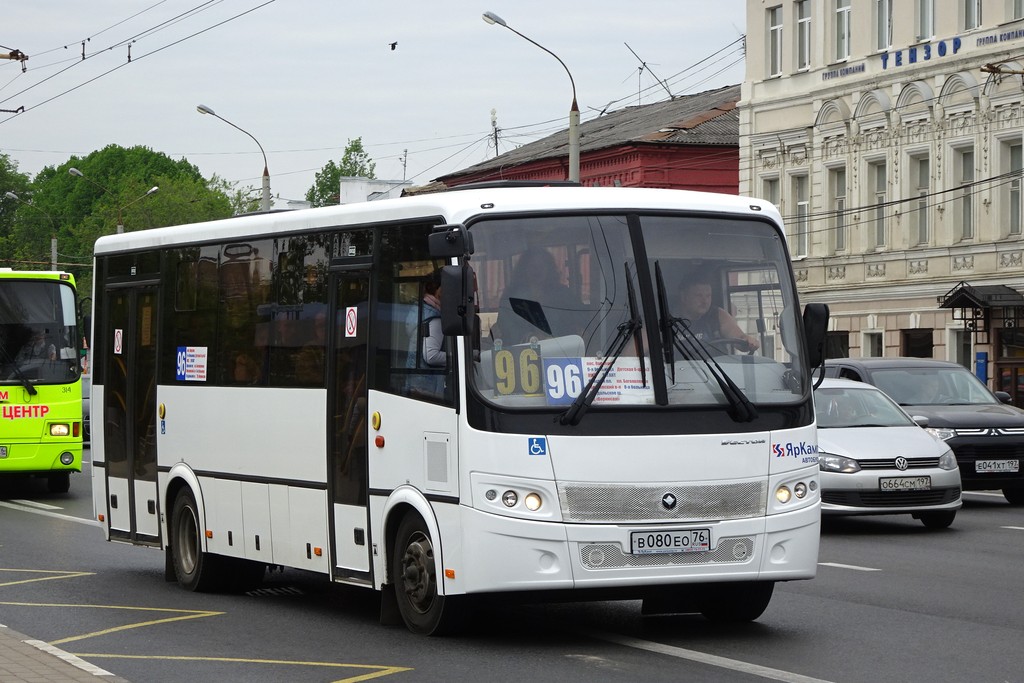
46, 472, 70, 494
391, 514, 466, 635
699, 581, 775, 622
170, 489, 221, 592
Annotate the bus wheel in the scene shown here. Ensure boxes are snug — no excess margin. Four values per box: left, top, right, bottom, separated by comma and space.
699, 581, 775, 623
46, 472, 70, 494
392, 514, 465, 635
171, 489, 220, 592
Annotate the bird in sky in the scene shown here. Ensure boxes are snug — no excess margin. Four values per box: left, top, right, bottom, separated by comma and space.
389, 42, 398, 51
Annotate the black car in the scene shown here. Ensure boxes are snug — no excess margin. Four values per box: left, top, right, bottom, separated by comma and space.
823, 358, 1024, 505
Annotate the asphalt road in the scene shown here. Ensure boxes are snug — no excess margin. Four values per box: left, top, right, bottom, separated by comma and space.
1, 455, 1022, 683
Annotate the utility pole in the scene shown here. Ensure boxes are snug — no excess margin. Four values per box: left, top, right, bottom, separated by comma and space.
491, 108, 500, 158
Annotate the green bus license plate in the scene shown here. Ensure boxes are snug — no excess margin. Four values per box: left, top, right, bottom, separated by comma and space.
880, 476, 931, 491
630, 528, 710, 555
0, 445, 7, 459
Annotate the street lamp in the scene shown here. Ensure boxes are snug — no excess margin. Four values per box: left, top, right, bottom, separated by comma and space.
5, 190, 58, 269
196, 104, 272, 212
482, 11, 580, 182
68, 168, 158, 234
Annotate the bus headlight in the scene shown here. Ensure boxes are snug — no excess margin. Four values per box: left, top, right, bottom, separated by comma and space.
794, 482, 808, 499
502, 490, 518, 507
775, 486, 792, 504
59, 451, 75, 466
50, 423, 70, 437
524, 492, 542, 511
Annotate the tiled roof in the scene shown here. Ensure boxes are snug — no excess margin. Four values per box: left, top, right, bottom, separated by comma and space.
439, 84, 740, 181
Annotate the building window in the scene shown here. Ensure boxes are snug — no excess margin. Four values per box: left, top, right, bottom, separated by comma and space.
916, 0, 934, 40
1015, 0, 1024, 21
911, 155, 930, 245
869, 160, 887, 248
875, 0, 892, 50
950, 329, 971, 368
768, 6, 783, 77
963, 0, 981, 30
835, 0, 851, 61
763, 176, 780, 207
830, 167, 847, 252
956, 147, 975, 240
794, 174, 809, 256
1010, 142, 1022, 236
797, 0, 811, 70
902, 329, 934, 358
863, 331, 884, 357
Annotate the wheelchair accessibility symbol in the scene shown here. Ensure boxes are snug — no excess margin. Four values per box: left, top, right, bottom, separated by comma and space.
528, 437, 547, 456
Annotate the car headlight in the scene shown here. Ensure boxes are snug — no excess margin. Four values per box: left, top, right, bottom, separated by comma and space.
938, 450, 958, 471
926, 427, 957, 441
818, 451, 861, 473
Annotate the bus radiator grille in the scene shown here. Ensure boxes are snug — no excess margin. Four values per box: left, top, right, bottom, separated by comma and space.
557, 481, 767, 523
579, 537, 755, 569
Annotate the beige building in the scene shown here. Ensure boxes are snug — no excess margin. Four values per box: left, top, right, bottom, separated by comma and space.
740, 0, 1024, 403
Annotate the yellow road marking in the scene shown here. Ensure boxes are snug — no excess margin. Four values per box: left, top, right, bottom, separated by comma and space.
69, 653, 411, 682
0, 568, 94, 587
0, 601, 223, 644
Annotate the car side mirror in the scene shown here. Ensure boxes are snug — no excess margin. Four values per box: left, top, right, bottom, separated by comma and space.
911, 415, 930, 428
994, 390, 1013, 405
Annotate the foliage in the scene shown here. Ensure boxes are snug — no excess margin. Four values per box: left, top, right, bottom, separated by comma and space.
0, 153, 33, 265
305, 138, 376, 207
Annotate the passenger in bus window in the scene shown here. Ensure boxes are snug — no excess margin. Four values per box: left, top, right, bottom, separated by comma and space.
16, 327, 56, 362
296, 310, 327, 385
406, 268, 446, 398
492, 248, 582, 345
233, 351, 262, 385
677, 272, 759, 352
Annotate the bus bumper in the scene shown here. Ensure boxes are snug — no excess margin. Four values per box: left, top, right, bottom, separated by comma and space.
452, 502, 819, 595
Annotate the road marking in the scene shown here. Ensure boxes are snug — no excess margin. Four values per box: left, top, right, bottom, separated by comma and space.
0, 500, 99, 526
68, 653, 412, 681
1001, 526, 1024, 531
26, 640, 116, 677
818, 562, 882, 572
962, 491, 1007, 498
0, 569, 95, 588
587, 631, 836, 683
10, 499, 62, 510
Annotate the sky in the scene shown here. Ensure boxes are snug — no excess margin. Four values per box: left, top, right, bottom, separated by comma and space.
2, 1, 747, 204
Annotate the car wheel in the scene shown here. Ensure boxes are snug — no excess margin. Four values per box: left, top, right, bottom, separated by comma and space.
391, 513, 466, 635
1002, 488, 1024, 506
918, 510, 956, 529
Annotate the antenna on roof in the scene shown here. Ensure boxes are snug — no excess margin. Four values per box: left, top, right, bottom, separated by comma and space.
624, 42, 673, 103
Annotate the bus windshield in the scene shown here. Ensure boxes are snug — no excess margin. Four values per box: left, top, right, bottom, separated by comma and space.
0, 279, 80, 385
470, 213, 804, 410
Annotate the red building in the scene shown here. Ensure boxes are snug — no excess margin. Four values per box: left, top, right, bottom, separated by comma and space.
435, 84, 740, 193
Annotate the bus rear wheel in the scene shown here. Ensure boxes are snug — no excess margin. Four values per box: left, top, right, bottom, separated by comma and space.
171, 489, 222, 592
391, 514, 465, 635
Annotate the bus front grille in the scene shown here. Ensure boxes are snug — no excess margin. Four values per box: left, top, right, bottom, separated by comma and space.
557, 481, 768, 523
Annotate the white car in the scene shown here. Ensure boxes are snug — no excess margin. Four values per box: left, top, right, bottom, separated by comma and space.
814, 378, 962, 528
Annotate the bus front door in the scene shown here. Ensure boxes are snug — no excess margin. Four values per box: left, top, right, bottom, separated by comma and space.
102, 285, 160, 545
328, 271, 372, 580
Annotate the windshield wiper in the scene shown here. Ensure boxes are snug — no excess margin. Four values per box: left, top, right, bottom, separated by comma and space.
560, 262, 643, 426
654, 262, 756, 422
0, 341, 37, 396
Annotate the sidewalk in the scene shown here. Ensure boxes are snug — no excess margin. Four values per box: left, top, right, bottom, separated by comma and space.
0, 624, 131, 683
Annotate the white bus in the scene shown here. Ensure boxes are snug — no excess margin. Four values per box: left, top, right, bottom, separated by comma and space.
91, 185, 828, 634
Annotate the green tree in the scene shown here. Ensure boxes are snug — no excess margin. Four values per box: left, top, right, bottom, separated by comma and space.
0, 153, 34, 266
305, 137, 376, 207
9, 144, 234, 290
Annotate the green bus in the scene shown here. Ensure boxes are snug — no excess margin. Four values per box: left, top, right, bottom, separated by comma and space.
0, 269, 84, 493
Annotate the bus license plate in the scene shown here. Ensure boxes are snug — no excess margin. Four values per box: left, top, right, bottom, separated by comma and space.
975, 459, 1020, 473
0, 445, 7, 459
630, 528, 710, 555
880, 476, 931, 491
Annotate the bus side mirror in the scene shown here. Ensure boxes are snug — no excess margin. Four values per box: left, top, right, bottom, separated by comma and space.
428, 224, 474, 258
440, 264, 477, 336
802, 303, 830, 370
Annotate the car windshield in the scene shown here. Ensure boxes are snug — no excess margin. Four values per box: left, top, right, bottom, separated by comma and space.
869, 367, 999, 406
815, 385, 916, 428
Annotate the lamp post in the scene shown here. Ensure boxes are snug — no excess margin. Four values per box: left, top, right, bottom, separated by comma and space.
68, 168, 159, 234
482, 11, 580, 182
196, 104, 272, 212
5, 190, 57, 269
